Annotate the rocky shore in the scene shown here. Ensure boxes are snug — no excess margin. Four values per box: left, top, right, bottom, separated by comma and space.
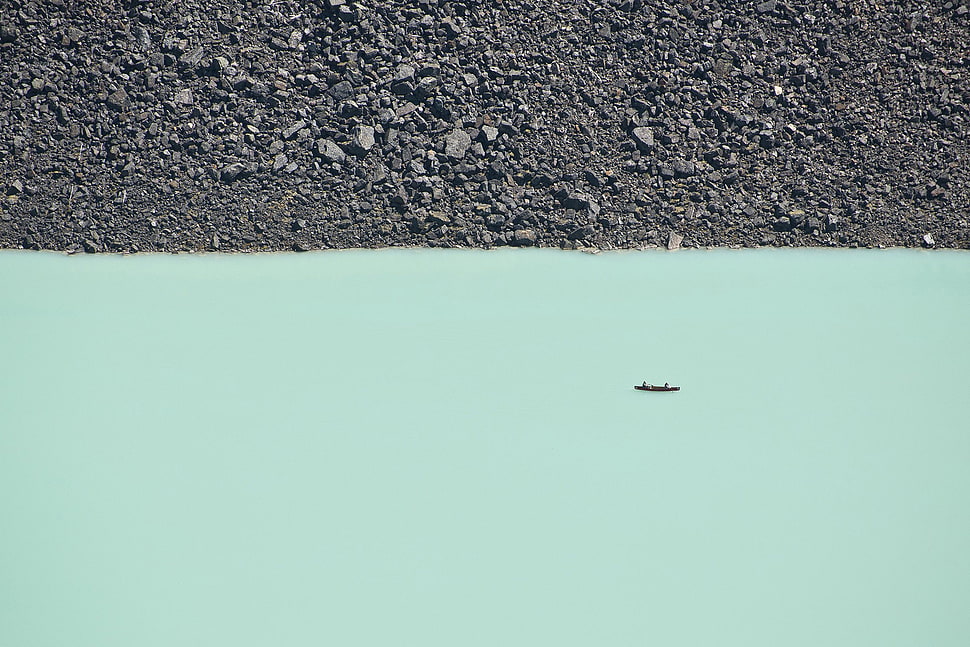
2, 0, 968, 252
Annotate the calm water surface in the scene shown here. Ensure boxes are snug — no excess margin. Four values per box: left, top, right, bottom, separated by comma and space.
1, 249, 968, 646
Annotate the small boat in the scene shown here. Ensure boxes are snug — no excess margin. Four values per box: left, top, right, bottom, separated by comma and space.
635, 384, 680, 392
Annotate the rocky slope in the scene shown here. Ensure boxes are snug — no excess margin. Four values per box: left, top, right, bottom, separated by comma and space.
1, 0, 968, 252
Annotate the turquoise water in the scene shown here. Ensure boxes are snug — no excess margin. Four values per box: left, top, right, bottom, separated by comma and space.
1, 249, 968, 646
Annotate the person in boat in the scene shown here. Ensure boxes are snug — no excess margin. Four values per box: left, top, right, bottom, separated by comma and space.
664, 382, 669, 388
642, 381, 648, 387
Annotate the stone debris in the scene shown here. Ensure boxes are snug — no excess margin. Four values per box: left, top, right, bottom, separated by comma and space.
0, 0, 967, 252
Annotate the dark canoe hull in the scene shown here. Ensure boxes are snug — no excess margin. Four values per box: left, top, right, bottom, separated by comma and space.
635, 385, 681, 392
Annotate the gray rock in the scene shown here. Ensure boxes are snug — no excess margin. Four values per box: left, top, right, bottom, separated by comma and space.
132, 25, 152, 51
631, 127, 655, 151
0, 25, 18, 43
772, 217, 792, 231
282, 120, 306, 140
351, 125, 375, 154
173, 88, 194, 105
413, 76, 439, 100
444, 129, 472, 159
106, 88, 129, 111
180, 47, 205, 68
315, 139, 345, 163
441, 17, 461, 37
672, 159, 695, 178
512, 229, 537, 246
326, 80, 354, 101
393, 65, 415, 84
479, 125, 499, 144
220, 162, 248, 183
557, 191, 599, 215
667, 232, 683, 250
209, 56, 230, 74
568, 224, 594, 240
272, 153, 288, 173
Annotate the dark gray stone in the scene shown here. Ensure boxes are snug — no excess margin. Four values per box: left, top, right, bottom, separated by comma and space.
106, 88, 130, 111
173, 88, 194, 105
631, 127, 655, 151
568, 224, 594, 240
444, 129, 472, 159
512, 229, 537, 246
0, 25, 18, 43
282, 120, 306, 140
326, 80, 354, 101
220, 162, 248, 182
315, 139, 345, 162
478, 125, 499, 144
351, 125, 375, 154
672, 160, 695, 178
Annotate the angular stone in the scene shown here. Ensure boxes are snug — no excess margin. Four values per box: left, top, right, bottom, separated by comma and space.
173, 88, 193, 105
219, 162, 248, 182
106, 88, 129, 111
282, 120, 306, 140
393, 65, 415, 84
478, 125, 499, 144
667, 232, 683, 250
131, 25, 152, 52
180, 47, 205, 68
351, 125, 375, 154
672, 159, 695, 177
315, 138, 345, 163
441, 17, 461, 37
568, 224, 594, 240
412, 76, 438, 100
0, 25, 18, 43
512, 229, 537, 246
557, 190, 599, 216
326, 80, 354, 101
631, 126, 655, 151
444, 129, 472, 159
756, 0, 776, 13
209, 56, 230, 74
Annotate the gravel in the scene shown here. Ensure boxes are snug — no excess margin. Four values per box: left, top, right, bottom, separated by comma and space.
1, 0, 968, 253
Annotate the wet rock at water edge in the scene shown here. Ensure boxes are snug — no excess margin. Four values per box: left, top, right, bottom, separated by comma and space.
512, 229, 537, 246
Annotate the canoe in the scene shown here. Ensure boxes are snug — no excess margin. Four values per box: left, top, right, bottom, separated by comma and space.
635, 384, 680, 392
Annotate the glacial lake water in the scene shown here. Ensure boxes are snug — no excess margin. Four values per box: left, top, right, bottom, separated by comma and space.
1, 248, 968, 647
